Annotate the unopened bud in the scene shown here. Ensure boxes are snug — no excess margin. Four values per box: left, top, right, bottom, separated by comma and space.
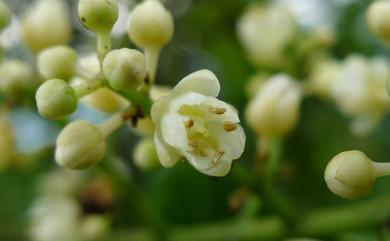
78, 0, 118, 33
38, 45, 78, 80
134, 138, 160, 171
366, 0, 390, 42
102, 48, 146, 91
0, 60, 32, 98
36, 79, 77, 120
56, 120, 107, 170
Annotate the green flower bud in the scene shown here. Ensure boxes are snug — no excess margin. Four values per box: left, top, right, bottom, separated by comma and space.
56, 120, 107, 170
38, 45, 78, 80
21, 0, 72, 52
102, 48, 146, 91
0, 60, 32, 98
0, 1, 11, 30
78, 0, 119, 33
134, 138, 160, 171
324, 150, 376, 199
366, 0, 390, 42
128, 0, 174, 49
36, 79, 77, 120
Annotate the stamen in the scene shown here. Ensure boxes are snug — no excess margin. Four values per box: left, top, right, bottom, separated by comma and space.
223, 121, 237, 132
184, 119, 194, 128
212, 150, 225, 164
208, 105, 226, 115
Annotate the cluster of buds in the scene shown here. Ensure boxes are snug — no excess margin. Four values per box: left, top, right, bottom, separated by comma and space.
26, 0, 245, 176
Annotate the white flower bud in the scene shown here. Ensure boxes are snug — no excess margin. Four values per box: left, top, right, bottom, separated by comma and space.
245, 74, 302, 137
21, 0, 72, 52
128, 0, 174, 49
102, 48, 146, 91
307, 59, 341, 99
78, 0, 119, 33
36, 79, 77, 120
0, 1, 11, 30
134, 138, 160, 171
0, 60, 32, 97
81, 87, 129, 113
151, 69, 245, 176
38, 45, 78, 80
55, 120, 107, 170
324, 150, 376, 199
0, 109, 14, 171
366, 0, 390, 42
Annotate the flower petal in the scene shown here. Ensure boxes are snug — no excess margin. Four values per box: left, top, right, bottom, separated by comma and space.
153, 130, 181, 167
198, 160, 232, 177
160, 113, 190, 152
168, 91, 206, 113
202, 97, 240, 123
172, 69, 220, 97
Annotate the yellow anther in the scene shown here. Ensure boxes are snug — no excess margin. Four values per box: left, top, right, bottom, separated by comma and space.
184, 119, 194, 128
223, 121, 237, 132
208, 105, 226, 115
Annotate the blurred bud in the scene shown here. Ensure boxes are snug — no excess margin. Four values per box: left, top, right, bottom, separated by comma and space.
133, 117, 155, 136
80, 215, 110, 241
237, 4, 297, 67
0, 1, 10, 30
102, 48, 146, 91
0, 109, 14, 171
0, 60, 32, 98
81, 87, 129, 113
134, 138, 160, 171
324, 150, 376, 199
244, 72, 269, 97
38, 45, 78, 80
56, 120, 107, 170
366, 0, 390, 42
307, 59, 341, 99
21, 0, 72, 52
36, 79, 77, 120
128, 0, 174, 49
245, 74, 302, 137
78, 0, 118, 33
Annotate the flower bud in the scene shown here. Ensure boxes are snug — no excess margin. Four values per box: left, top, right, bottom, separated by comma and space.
56, 120, 107, 170
81, 87, 129, 113
245, 74, 302, 137
38, 45, 78, 80
80, 215, 110, 241
324, 150, 376, 199
134, 138, 160, 171
0, 1, 11, 30
366, 0, 390, 42
78, 0, 118, 33
0, 60, 32, 98
102, 48, 146, 91
36, 79, 77, 120
128, 0, 174, 49
21, 0, 72, 52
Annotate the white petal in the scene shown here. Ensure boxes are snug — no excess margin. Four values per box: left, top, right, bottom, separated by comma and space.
184, 153, 232, 177
160, 113, 190, 152
198, 160, 232, 177
151, 95, 171, 125
208, 123, 246, 161
183, 152, 214, 171
153, 130, 181, 167
168, 92, 206, 113
172, 69, 220, 97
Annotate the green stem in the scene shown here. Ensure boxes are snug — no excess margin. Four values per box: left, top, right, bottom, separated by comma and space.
97, 31, 112, 63
119, 90, 153, 116
73, 78, 104, 99
144, 47, 160, 84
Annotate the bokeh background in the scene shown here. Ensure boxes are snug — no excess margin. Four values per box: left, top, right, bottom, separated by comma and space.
1, 0, 390, 240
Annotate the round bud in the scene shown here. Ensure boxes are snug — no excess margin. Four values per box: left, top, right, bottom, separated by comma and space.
38, 45, 78, 80
102, 48, 146, 91
366, 0, 390, 42
81, 87, 129, 113
21, 0, 72, 52
56, 120, 107, 170
324, 150, 376, 199
128, 0, 174, 48
36, 79, 77, 120
0, 60, 32, 98
0, 1, 11, 30
133, 138, 160, 171
78, 0, 119, 33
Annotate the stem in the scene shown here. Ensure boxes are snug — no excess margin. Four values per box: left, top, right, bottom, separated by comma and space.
373, 162, 390, 178
98, 107, 136, 138
144, 47, 160, 84
73, 78, 103, 99
97, 31, 112, 63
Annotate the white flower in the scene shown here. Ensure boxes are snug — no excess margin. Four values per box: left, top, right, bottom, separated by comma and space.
245, 74, 302, 137
151, 70, 246, 177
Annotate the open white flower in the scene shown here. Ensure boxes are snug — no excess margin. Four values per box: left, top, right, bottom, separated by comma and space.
151, 70, 246, 176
